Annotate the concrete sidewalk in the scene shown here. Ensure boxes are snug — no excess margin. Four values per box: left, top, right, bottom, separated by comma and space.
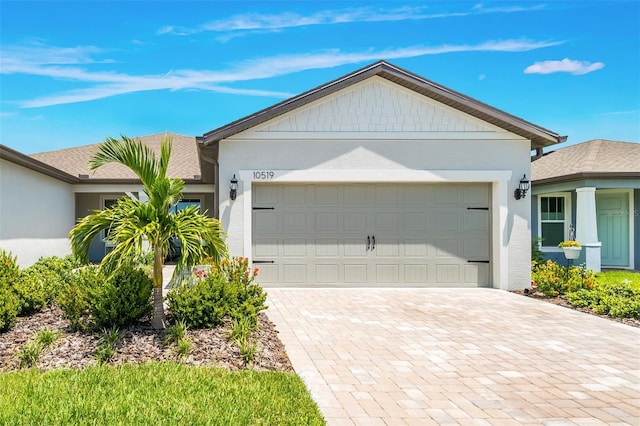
266, 288, 640, 426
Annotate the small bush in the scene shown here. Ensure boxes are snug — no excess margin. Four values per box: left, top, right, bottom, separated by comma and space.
167, 257, 266, 329
568, 282, 640, 319
58, 263, 152, 331
0, 250, 20, 332
531, 260, 595, 296
90, 264, 153, 330
0, 285, 19, 333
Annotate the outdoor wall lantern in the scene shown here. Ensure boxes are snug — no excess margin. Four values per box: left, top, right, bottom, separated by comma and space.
514, 174, 530, 200
230, 174, 238, 201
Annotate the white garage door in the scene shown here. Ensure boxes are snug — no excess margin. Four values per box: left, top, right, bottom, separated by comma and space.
252, 183, 491, 287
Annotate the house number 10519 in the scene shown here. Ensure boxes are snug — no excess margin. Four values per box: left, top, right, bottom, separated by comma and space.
253, 171, 275, 180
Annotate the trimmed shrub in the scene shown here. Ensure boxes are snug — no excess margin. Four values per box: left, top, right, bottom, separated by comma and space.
531, 260, 595, 296
0, 250, 20, 332
58, 263, 152, 331
0, 286, 19, 333
90, 264, 152, 330
568, 282, 640, 319
167, 257, 266, 329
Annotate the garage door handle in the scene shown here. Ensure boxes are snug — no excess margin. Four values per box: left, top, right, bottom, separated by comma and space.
253, 260, 275, 264
467, 260, 490, 263
366, 236, 371, 251
372, 235, 376, 250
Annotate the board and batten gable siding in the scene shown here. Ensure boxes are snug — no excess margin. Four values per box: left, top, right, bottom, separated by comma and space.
217, 77, 533, 290
0, 158, 74, 267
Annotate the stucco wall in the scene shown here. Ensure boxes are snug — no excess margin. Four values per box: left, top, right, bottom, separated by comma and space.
0, 159, 74, 267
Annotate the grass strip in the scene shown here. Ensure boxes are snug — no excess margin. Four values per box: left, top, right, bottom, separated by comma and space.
0, 362, 325, 425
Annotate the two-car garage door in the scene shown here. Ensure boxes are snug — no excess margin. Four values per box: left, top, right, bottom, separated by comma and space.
252, 183, 491, 287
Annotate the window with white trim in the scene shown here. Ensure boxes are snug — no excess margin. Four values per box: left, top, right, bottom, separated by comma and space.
539, 193, 571, 248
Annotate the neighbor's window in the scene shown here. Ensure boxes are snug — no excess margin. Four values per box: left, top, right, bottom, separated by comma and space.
171, 199, 201, 214
539, 194, 570, 247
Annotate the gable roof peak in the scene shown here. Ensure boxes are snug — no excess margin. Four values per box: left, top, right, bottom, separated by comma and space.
200, 61, 565, 149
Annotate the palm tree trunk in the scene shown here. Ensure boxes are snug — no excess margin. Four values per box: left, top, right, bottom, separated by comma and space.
151, 245, 165, 329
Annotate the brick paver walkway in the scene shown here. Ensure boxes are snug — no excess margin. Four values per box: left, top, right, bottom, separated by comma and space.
266, 288, 640, 425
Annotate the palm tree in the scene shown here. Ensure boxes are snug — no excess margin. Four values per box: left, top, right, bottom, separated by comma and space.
69, 134, 227, 328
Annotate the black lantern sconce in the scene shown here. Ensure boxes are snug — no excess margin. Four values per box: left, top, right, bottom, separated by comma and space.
230, 174, 238, 201
514, 174, 530, 200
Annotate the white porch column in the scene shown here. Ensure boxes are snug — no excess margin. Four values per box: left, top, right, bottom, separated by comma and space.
575, 187, 601, 272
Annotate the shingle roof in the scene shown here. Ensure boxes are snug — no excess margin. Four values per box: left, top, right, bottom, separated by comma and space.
532, 139, 640, 183
30, 133, 202, 182
200, 60, 566, 150
0, 144, 78, 183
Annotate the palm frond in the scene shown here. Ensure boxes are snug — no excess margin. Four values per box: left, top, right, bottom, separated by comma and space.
89, 136, 159, 188
157, 134, 172, 178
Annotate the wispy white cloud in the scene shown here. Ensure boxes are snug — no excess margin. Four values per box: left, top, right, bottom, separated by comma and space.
524, 58, 605, 75
158, 4, 545, 37
597, 109, 639, 116
2, 39, 562, 108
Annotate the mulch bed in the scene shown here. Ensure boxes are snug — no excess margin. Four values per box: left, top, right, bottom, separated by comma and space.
0, 306, 293, 372
513, 289, 640, 328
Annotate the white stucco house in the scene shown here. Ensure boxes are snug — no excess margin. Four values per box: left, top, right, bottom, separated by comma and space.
1, 61, 565, 289
197, 61, 565, 290
0, 134, 215, 266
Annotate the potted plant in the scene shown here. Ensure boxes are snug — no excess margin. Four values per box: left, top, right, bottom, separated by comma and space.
558, 240, 581, 259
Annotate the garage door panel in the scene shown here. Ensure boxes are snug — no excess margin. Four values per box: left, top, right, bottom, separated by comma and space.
283, 212, 306, 232
253, 183, 491, 287
464, 263, 489, 286
374, 239, 400, 257
314, 212, 339, 231
283, 185, 307, 204
254, 211, 278, 232
315, 186, 338, 204
434, 211, 461, 232
436, 264, 461, 284
283, 239, 307, 257
343, 186, 367, 204
404, 240, 428, 257
404, 264, 428, 283
375, 212, 399, 231
434, 186, 460, 205
402, 187, 428, 205
403, 212, 427, 231
344, 211, 367, 231
463, 185, 490, 204
345, 265, 367, 283
283, 264, 307, 283
254, 239, 278, 257
315, 240, 339, 257
375, 186, 398, 204
463, 211, 489, 232
344, 239, 368, 257
463, 238, 489, 259
257, 264, 279, 284
316, 264, 339, 284
435, 239, 460, 257
376, 264, 399, 283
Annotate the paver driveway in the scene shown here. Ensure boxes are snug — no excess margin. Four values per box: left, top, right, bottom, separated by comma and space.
266, 288, 640, 426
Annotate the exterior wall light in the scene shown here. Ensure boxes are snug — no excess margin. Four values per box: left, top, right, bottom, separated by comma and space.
230, 174, 238, 201
514, 174, 530, 200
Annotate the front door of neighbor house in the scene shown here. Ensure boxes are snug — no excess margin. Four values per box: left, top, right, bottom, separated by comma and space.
597, 192, 630, 267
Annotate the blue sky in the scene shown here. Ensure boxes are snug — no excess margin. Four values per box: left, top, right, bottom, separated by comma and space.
1, 1, 639, 154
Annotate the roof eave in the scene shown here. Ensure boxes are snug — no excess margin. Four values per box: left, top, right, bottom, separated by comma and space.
0, 144, 79, 184
533, 171, 640, 185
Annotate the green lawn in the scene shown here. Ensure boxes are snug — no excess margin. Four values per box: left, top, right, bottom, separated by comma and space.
0, 362, 325, 426
597, 270, 640, 288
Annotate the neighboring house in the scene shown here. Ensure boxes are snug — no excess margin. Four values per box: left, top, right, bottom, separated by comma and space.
197, 60, 565, 290
0, 133, 215, 266
531, 139, 640, 272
